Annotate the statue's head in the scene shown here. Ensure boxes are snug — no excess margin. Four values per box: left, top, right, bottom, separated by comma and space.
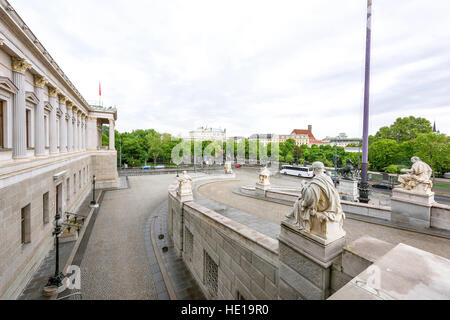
312, 162, 325, 175
411, 156, 420, 163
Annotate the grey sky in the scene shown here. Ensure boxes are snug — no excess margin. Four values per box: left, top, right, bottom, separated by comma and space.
10, 0, 450, 139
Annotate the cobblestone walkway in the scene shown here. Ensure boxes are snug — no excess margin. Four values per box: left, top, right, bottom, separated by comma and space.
79, 175, 205, 300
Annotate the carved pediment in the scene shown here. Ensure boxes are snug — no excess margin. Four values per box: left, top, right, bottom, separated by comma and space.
44, 101, 53, 112
0, 76, 19, 94
25, 91, 40, 105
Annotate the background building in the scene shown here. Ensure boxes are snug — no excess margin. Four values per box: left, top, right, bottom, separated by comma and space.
189, 126, 226, 141
248, 133, 276, 146
278, 125, 322, 147
0, 2, 118, 299
322, 133, 362, 147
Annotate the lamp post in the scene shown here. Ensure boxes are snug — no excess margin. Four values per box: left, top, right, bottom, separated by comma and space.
46, 211, 65, 288
333, 146, 339, 187
119, 136, 122, 169
90, 175, 99, 208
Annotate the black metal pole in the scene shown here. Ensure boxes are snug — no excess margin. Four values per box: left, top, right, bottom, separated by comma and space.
90, 175, 96, 206
359, 0, 372, 204
55, 228, 60, 277
46, 211, 64, 287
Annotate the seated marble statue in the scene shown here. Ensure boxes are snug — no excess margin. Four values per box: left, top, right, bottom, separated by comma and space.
286, 162, 346, 240
398, 157, 433, 193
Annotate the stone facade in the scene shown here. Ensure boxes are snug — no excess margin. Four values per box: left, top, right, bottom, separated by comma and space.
1, 152, 93, 299
168, 186, 279, 300
0, 1, 119, 299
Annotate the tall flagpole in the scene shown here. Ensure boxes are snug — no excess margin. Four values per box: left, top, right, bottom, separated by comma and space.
359, 0, 372, 204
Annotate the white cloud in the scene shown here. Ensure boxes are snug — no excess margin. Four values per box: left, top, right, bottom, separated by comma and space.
10, 0, 450, 139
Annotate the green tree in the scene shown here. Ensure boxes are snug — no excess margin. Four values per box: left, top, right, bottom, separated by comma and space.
375, 116, 432, 143
147, 131, 163, 165
285, 153, 294, 164
368, 139, 400, 171
414, 133, 450, 176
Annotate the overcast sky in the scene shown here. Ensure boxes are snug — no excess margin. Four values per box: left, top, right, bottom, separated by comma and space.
10, 0, 450, 139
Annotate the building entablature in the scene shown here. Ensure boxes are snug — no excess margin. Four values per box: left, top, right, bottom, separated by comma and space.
0, 1, 90, 115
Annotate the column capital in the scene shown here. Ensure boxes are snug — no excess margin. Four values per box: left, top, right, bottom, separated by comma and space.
66, 101, 74, 109
33, 74, 48, 88
12, 57, 32, 74
0, 38, 4, 46
48, 87, 58, 97
58, 94, 67, 104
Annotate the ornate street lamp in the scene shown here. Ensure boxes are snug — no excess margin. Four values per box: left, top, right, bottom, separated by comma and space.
90, 175, 99, 208
45, 211, 65, 288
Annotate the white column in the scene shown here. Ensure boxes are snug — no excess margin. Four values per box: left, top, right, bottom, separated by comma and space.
76, 112, 80, 151
73, 110, 78, 151
81, 116, 86, 150
11, 57, 31, 159
86, 116, 98, 150
78, 112, 82, 151
58, 96, 68, 153
109, 119, 115, 150
48, 88, 58, 154
33, 75, 47, 156
67, 104, 73, 152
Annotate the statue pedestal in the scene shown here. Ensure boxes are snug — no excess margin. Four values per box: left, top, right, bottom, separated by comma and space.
338, 180, 358, 202
278, 220, 346, 300
177, 186, 193, 202
255, 183, 270, 196
391, 188, 435, 229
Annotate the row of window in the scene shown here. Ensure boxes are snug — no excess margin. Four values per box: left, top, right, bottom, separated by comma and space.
0, 101, 83, 150
20, 165, 90, 246
66, 165, 90, 202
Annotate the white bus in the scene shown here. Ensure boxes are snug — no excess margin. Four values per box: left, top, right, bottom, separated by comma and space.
280, 165, 314, 178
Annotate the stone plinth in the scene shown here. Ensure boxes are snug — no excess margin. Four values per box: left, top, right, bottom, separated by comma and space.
338, 180, 358, 202
391, 188, 435, 229
177, 172, 194, 202
255, 182, 270, 196
278, 220, 346, 300
177, 185, 194, 202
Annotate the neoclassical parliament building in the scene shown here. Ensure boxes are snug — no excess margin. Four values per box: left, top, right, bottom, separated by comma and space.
0, 1, 118, 299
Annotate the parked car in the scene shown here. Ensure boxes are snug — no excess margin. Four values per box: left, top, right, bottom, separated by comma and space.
155, 165, 165, 169
235, 164, 242, 168
141, 165, 152, 170
372, 183, 393, 190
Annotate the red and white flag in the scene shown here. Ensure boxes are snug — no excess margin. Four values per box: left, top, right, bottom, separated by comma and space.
99, 82, 102, 97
